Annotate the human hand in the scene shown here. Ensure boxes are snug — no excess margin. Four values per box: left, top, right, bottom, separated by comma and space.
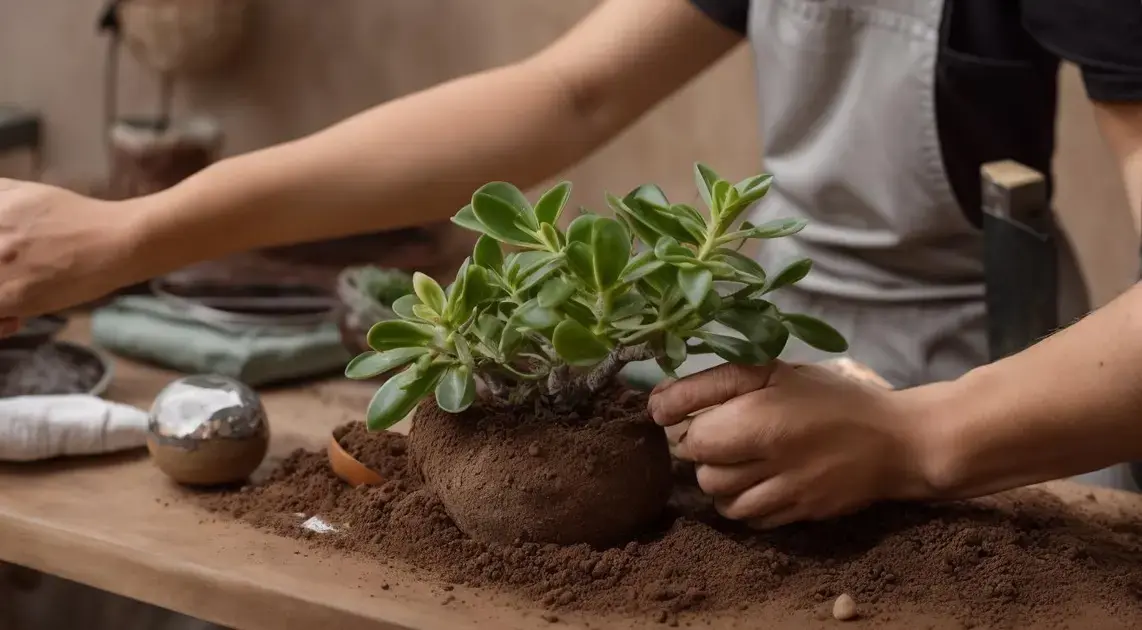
0, 179, 147, 332
648, 361, 937, 528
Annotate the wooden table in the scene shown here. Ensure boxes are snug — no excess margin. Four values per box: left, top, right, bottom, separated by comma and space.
1, 318, 1141, 630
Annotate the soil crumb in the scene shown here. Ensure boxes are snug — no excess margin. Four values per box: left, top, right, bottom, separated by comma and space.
199, 428, 1142, 629
0, 343, 104, 397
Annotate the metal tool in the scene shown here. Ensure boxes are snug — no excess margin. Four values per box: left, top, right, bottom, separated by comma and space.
149, 276, 338, 330
980, 160, 1058, 362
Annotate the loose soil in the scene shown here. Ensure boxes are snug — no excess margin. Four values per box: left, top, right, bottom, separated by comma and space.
0, 343, 104, 397
409, 388, 673, 547
200, 427, 1142, 629
332, 421, 411, 481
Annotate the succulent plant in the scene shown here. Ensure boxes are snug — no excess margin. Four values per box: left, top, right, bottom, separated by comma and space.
346, 163, 847, 429
356, 267, 414, 307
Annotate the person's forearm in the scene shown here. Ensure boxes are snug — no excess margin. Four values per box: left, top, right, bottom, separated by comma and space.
129, 60, 602, 273
912, 281, 1142, 498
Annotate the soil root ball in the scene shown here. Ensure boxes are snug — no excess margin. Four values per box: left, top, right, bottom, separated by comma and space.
408, 390, 673, 547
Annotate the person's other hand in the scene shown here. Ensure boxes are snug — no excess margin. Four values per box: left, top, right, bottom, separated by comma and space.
648, 361, 937, 528
0, 179, 145, 332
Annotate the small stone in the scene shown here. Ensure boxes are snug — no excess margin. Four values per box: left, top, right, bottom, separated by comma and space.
833, 593, 858, 621
541, 613, 560, 623
528, 442, 542, 457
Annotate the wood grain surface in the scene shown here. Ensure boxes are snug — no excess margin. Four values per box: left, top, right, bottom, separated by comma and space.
0, 316, 1140, 630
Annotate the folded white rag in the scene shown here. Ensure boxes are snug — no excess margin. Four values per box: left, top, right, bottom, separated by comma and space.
0, 395, 149, 462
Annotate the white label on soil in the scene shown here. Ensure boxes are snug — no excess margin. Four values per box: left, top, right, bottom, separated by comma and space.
301, 516, 338, 534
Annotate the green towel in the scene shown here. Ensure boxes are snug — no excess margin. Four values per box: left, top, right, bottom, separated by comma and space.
91, 296, 351, 386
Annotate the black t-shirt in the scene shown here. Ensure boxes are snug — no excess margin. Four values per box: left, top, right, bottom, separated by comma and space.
689, 0, 1142, 226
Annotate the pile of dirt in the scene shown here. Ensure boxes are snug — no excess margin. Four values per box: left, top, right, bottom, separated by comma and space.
199, 427, 1142, 628
0, 343, 105, 397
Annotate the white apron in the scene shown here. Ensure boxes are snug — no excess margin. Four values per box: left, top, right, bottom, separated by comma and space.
646, 0, 1130, 490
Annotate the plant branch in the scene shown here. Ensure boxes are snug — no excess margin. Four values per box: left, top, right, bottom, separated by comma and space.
569, 343, 654, 396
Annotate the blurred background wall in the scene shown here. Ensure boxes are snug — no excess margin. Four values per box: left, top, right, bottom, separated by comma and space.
0, 0, 1135, 306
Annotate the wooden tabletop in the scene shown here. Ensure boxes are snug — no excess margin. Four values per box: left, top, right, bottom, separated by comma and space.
1, 317, 1141, 630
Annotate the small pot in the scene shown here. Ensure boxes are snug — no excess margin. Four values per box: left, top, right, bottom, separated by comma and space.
0, 315, 68, 351
334, 266, 399, 357
327, 434, 385, 487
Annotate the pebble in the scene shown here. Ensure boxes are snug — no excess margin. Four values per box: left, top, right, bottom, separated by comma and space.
833, 593, 858, 621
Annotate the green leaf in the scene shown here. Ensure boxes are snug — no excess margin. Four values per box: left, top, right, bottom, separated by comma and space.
693, 332, 767, 365
552, 320, 611, 367
412, 272, 446, 314
592, 217, 630, 289
435, 365, 476, 413
567, 214, 600, 246
611, 292, 648, 319
765, 258, 813, 293
366, 364, 444, 431
669, 203, 706, 227
664, 333, 686, 363
611, 315, 646, 330
460, 264, 495, 311
714, 248, 767, 282
727, 174, 773, 220
608, 194, 662, 248
712, 180, 731, 214
366, 320, 434, 351
620, 251, 667, 284
694, 163, 720, 210
480, 181, 535, 228
627, 184, 670, 210
564, 241, 595, 286
716, 302, 788, 361
517, 258, 564, 293
653, 236, 696, 263
538, 277, 575, 308
539, 223, 563, 251
451, 333, 473, 365
697, 289, 723, 320
736, 218, 808, 240
498, 324, 524, 356
391, 294, 422, 321
451, 204, 486, 234
472, 235, 503, 273
783, 313, 849, 353
412, 304, 439, 321
514, 301, 561, 330
534, 181, 571, 226
474, 314, 503, 346
656, 355, 682, 379
678, 267, 713, 308
344, 347, 429, 380
624, 194, 699, 245
472, 186, 541, 247
562, 298, 597, 329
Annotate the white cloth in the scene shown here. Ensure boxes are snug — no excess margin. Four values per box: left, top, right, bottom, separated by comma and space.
0, 395, 148, 462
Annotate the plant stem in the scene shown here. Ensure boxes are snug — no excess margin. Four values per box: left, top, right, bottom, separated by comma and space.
569, 343, 654, 395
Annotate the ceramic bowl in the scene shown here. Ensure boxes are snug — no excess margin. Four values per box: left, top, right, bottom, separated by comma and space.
327, 433, 385, 487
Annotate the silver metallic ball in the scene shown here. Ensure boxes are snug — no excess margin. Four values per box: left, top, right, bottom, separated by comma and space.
147, 374, 270, 486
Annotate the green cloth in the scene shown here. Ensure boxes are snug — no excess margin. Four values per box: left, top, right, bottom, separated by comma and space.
91, 296, 351, 386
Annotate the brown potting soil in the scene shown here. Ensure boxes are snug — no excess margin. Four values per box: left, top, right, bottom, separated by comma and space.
0, 343, 104, 397
199, 424, 1142, 629
332, 421, 410, 481
410, 388, 673, 546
